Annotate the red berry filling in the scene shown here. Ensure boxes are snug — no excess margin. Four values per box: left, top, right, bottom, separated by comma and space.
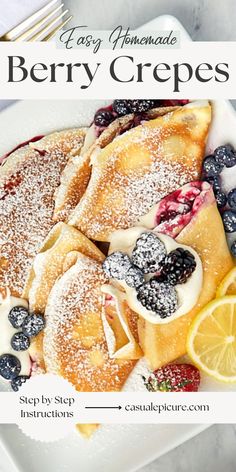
154, 181, 214, 238
0, 135, 44, 165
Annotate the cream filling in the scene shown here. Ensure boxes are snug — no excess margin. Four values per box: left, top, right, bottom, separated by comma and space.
101, 284, 142, 359
109, 227, 203, 324
0, 291, 31, 377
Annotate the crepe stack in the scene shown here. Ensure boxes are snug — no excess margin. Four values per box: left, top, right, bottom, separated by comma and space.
3, 100, 233, 439
0, 129, 87, 298
68, 101, 211, 241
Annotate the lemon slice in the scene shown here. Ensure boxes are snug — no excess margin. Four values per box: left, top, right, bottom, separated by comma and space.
217, 267, 236, 297
187, 296, 236, 382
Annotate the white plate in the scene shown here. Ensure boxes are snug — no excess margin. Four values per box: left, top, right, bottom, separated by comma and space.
0, 14, 236, 472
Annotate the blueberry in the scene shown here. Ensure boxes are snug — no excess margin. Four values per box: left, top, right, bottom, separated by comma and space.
8, 306, 29, 329
102, 252, 131, 280
202, 155, 223, 177
11, 333, 30, 351
124, 265, 145, 288
222, 210, 236, 233
94, 109, 115, 127
0, 354, 21, 380
231, 240, 236, 257
22, 314, 45, 337
214, 145, 236, 168
11, 375, 29, 392
215, 191, 227, 208
228, 188, 236, 210
205, 176, 221, 193
113, 100, 131, 116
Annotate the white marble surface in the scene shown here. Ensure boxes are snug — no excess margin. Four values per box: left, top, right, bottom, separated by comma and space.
0, 1, 236, 472
141, 425, 236, 472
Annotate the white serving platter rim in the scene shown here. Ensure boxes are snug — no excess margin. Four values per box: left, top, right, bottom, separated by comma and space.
0, 13, 235, 472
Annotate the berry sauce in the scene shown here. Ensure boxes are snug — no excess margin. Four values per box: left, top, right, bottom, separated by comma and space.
154, 181, 213, 238
0, 135, 45, 201
0, 135, 44, 165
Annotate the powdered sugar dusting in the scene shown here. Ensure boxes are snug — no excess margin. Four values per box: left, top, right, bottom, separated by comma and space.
71, 104, 210, 240
44, 255, 135, 392
0, 129, 85, 296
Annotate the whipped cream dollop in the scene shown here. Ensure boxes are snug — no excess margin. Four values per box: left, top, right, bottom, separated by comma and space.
0, 291, 31, 377
107, 226, 203, 324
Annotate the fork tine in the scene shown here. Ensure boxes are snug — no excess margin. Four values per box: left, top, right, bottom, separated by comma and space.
42, 15, 73, 41
29, 9, 70, 41
14, 4, 64, 42
2, 0, 59, 41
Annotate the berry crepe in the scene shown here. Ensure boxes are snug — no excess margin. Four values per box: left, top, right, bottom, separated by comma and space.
0, 129, 87, 297
68, 101, 211, 241
101, 182, 233, 370
43, 251, 136, 437
138, 181, 234, 368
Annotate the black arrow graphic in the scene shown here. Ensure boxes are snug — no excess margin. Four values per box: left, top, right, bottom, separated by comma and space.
85, 406, 122, 410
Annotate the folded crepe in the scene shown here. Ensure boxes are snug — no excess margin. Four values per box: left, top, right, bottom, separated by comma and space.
69, 101, 211, 241
28, 222, 104, 314
138, 181, 234, 369
27, 228, 137, 436
0, 129, 86, 297
43, 252, 136, 436
53, 105, 179, 225
28, 223, 105, 373
44, 251, 136, 388
51, 130, 92, 223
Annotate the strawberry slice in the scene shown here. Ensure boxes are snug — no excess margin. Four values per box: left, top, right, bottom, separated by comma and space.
143, 363, 200, 392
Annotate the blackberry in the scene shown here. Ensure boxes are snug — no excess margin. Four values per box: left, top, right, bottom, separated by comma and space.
214, 144, 236, 168
128, 100, 155, 113
137, 279, 178, 319
22, 314, 45, 337
215, 191, 227, 208
202, 155, 223, 177
94, 109, 115, 127
222, 210, 236, 233
113, 99, 156, 116
132, 232, 166, 274
8, 306, 29, 329
228, 188, 236, 210
124, 265, 144, 288
11, 375, 29, 392
0, 354, 21, 380
161, 248, 196, 285
102, 251, 131, 280
113, 100, 131, 116
11, 332, 30, 351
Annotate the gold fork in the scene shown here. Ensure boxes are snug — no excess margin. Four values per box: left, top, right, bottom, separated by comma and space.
0, 0, 72, 42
